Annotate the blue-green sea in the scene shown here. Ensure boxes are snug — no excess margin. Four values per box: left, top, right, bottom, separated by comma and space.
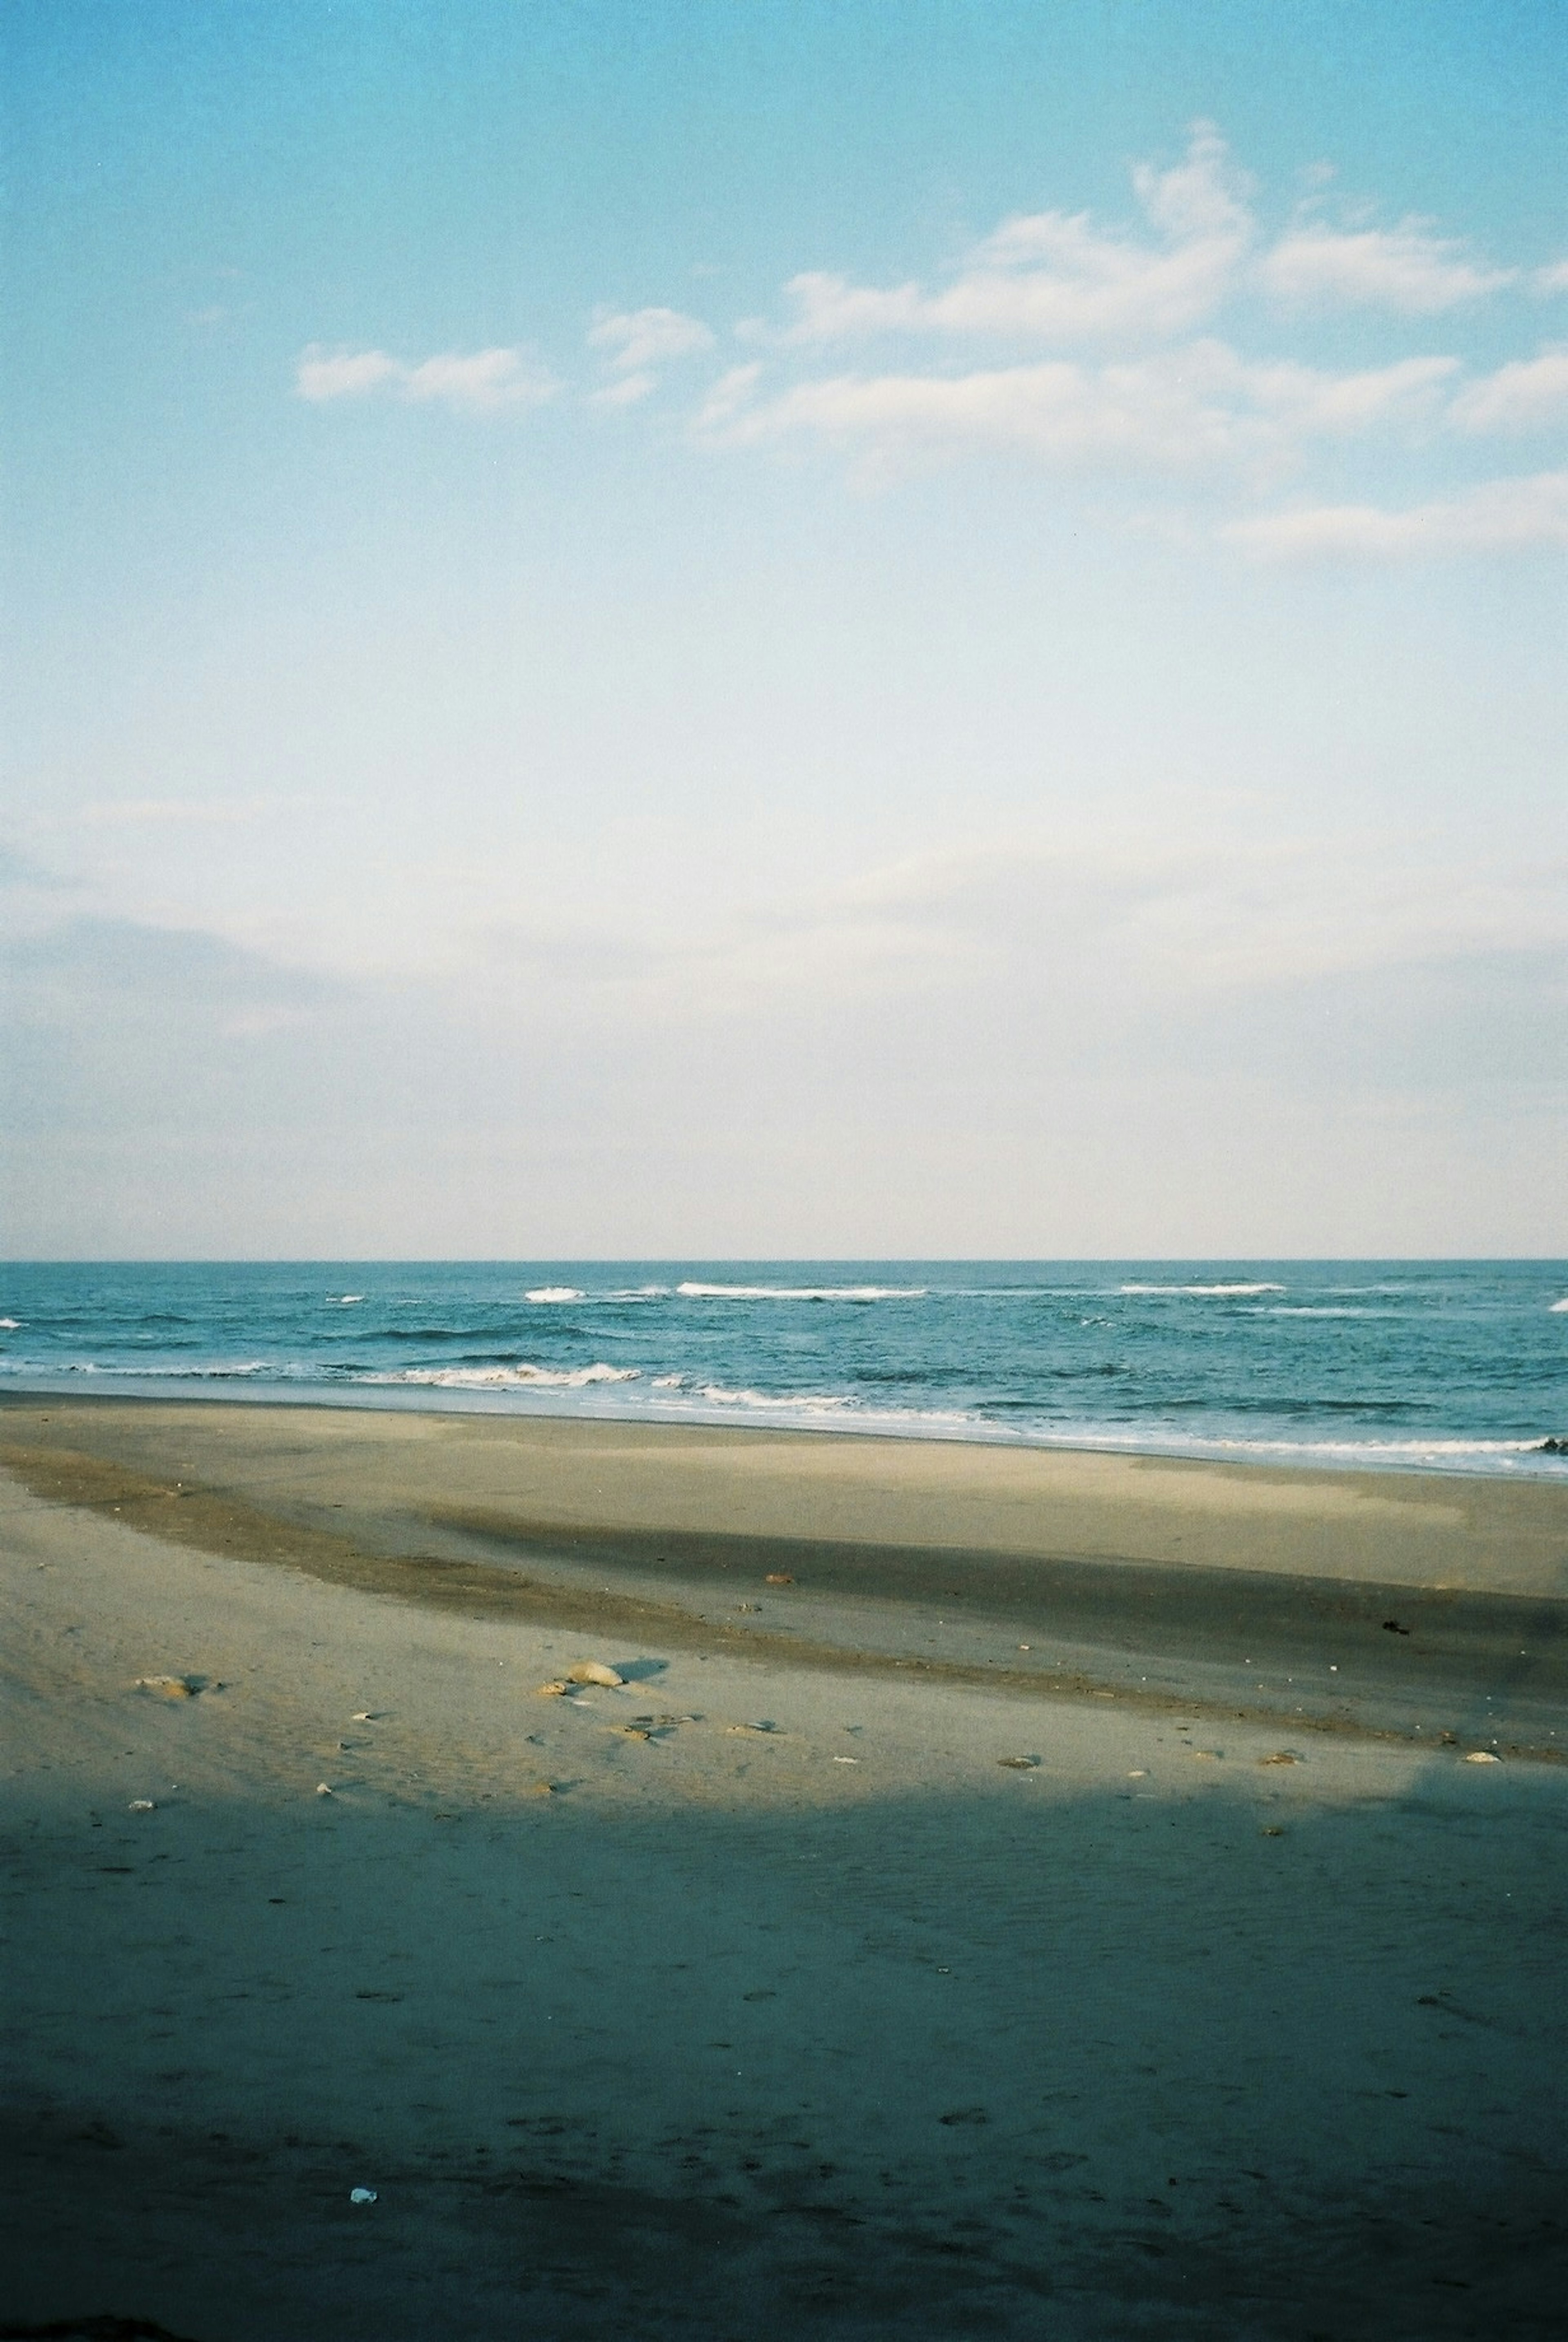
1, 1261, 1564, 1478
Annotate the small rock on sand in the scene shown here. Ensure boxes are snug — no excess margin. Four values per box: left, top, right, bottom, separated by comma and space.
1464, 1750, 1501, 1763
135, 1674, 204, 1699
315, 1782, 334, 1796
535, 1680, 572, 1697
128, 1798, 156, 1812
997, 1755, 1040, 1770
1259, 1751, 1301, 1766
764, 1573, 794, 1585
568, 1661, 625, 1688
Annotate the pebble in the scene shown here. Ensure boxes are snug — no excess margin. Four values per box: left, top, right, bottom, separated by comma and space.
1464, 1750, 1501, 1764
998, 1755, 1040, 1770
127, 1799, 156, 1812
568, 1661, 625, 1689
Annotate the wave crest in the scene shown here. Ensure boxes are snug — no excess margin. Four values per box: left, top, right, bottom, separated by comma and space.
677, 1281, 926, 1302
368, 1362, 639, 1390
1120, 1282, 1287, 1297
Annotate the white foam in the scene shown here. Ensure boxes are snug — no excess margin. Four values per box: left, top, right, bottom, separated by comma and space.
677, 1281, 927, 1302
374, 1362, 637, 1389
368, 1361, 639, 1390
1265, 1305, 1384, 1318
650, 1372, 684, 1387
697, 1382, 854, 1412
334, 1295, 364, 1305
525, 1286, 585, 1303
1551, 1297, 1568, 1313
1120, 1282, 1287, 1297
1059, 1427, 1557, 1465
0, 1317, 20, 1330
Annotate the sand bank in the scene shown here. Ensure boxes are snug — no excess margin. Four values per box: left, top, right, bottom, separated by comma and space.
3, 1399, 1566, 2338
2, 1397, 1565, 1749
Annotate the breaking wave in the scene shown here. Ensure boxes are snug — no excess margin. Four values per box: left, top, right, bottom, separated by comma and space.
1120, 1282, 1287, 1297
677, 1282, 927, 1302
367, 1362, 639, 1390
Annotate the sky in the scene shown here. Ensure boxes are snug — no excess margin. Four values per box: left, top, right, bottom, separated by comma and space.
2, 0, 1566, 1258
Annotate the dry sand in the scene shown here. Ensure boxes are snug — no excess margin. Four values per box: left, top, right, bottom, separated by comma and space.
2, 1396, 1566, 2339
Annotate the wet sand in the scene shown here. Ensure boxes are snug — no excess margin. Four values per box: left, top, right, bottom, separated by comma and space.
2, 1397, 1566, 2338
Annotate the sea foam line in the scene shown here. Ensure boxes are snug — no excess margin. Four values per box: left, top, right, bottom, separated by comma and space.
1120, 1281, 1287, 1297
366, 1362, 639, 1389
676, 1281, 927, 1301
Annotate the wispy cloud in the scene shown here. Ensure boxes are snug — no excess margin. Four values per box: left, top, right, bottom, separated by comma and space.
1257, 223, 1514, 312
768, 125, 1252, 348
295, 345, 557, 412
588, 305, 714, 370
586, 305, 714, 408
701, 343, 1457, 481
685, 127, 1564, 556
749, 131, 1518, 357
297, 348, 402, 400
1223, 471, 1568, 562
1450, 350, 1568, 433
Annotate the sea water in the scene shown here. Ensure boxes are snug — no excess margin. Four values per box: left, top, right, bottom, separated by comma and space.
2, 1261, 1565, 1478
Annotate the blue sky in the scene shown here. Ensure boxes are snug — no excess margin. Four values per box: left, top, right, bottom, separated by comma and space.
3, 0, 1566, 1255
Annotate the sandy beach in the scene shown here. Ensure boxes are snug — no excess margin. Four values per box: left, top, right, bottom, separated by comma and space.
3, 1396, 1566, 2338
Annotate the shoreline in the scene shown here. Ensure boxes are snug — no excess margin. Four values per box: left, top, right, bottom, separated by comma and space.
2, 1373, 1567, 1482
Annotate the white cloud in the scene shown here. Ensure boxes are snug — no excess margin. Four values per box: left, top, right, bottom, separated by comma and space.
701, 341, 1459, 479
1224, 472, 1568, 561
774, 125, 1253, 348
591, 369, 659, 408
399, 349, 556, 410
296, 347, 402, 401
1450, 350, 1568, 433
1257, 223, 1514, 312
294, 345, 557, 412
705, 354, 1239, 473
1241, 353, 1458, 435
588, 305, 714, 370
1532, 260, 1568, 294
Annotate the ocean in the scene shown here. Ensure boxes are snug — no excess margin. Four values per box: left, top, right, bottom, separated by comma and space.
1, 1259, 1565, 1478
